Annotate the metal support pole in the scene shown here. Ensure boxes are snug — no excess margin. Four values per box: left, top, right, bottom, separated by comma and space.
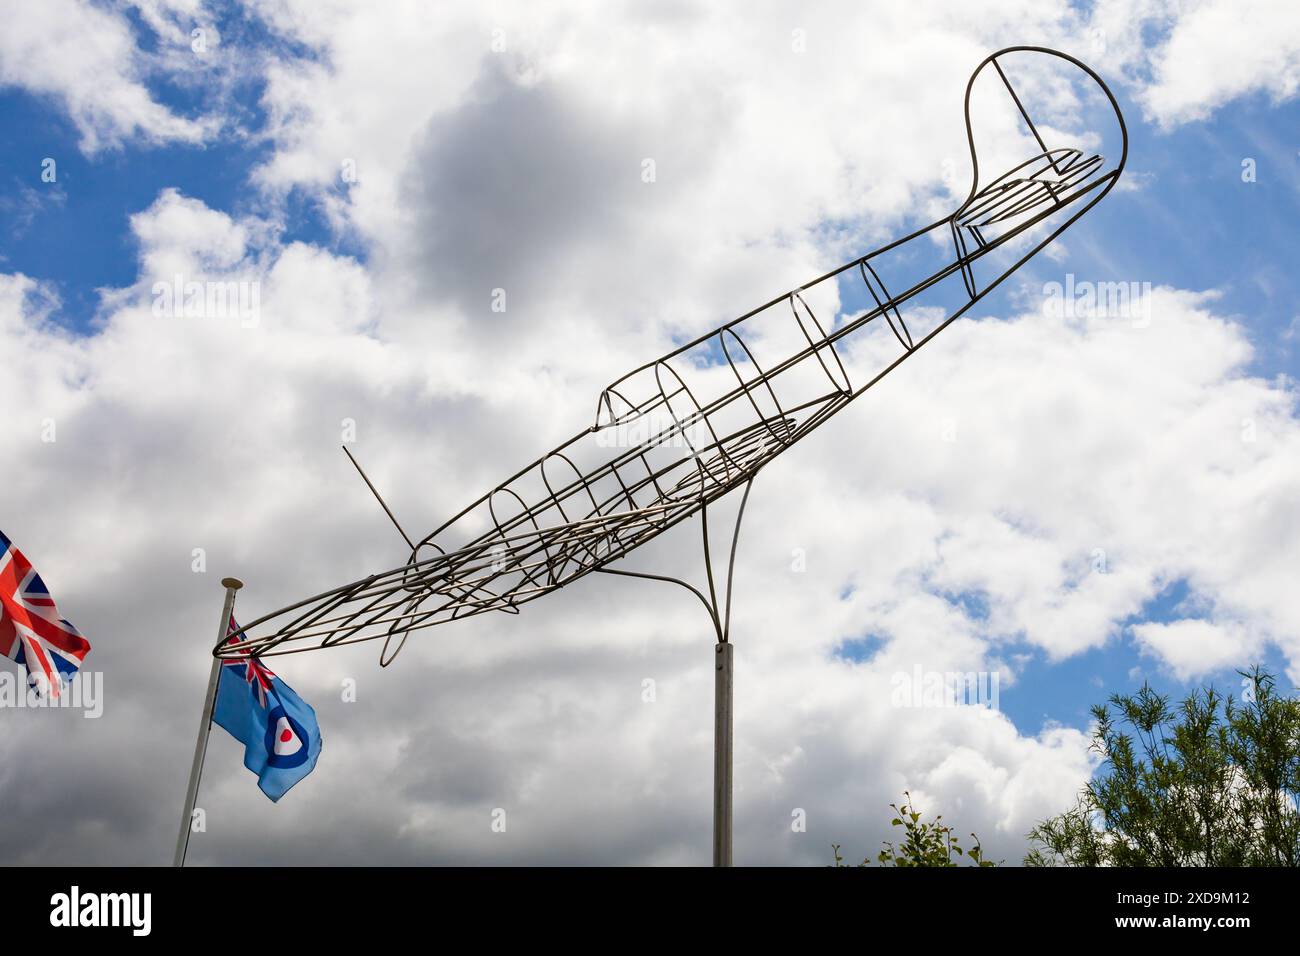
713, 640, 733, 867
173, 576, 242, 867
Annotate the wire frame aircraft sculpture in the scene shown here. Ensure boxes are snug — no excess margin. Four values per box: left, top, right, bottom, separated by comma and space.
220, 46, 1127, 664
210, 46, 1127, 864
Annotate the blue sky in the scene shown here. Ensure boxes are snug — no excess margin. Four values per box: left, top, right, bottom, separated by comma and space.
997, 88, 1300, 730
4, 1, 1300, 865
0, 87, 356, 328
6, 22, 1298, 367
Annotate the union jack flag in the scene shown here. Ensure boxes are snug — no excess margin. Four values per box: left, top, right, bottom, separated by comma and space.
222, 616, 276, 708
0, 530, 91, 697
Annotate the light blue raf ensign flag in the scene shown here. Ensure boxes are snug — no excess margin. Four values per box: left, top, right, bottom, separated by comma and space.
212, 617, 322, 802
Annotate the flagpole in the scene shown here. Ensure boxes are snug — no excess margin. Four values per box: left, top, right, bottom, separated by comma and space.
173, 576, 242, 867
712, 640, 733, 866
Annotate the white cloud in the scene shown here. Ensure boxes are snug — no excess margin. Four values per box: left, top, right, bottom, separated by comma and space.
0, 0, 228, 153
6, 210, 1300, 865
1086, 0, 1300, 126
1133, 619, 1260, 680
4, 0, 1300, 866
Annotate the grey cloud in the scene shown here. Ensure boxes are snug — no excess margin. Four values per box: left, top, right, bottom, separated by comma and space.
398, 62, 642, 325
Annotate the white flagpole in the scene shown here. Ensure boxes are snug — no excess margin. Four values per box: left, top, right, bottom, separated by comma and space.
173, 576, 242, 867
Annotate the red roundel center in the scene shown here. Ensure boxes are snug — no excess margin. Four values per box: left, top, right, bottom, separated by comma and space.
280, 728, 293, 743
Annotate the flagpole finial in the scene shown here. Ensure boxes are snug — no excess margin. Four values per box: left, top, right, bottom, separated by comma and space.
221, 577, 244, 591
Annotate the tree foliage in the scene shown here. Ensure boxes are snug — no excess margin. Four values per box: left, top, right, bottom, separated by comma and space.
1026, 666, 1300, 866
833, 791, 997, 867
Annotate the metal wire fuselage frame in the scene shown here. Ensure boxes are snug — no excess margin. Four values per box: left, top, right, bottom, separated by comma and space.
218, 46, 1128, 664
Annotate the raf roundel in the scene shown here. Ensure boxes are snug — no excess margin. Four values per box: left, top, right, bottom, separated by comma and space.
264, 706, 311, 769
